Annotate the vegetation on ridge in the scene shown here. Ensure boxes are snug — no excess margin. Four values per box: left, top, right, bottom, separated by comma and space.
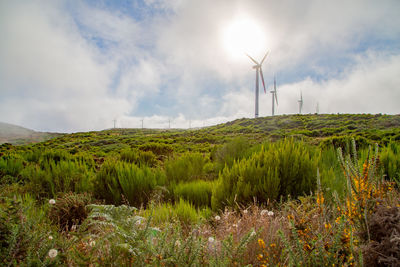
1, 114, 400, 266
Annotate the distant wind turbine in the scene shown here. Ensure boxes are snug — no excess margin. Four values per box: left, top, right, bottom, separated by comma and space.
271, 76, 278, 116
246, 51, 269, 118
298, 91, 303, 114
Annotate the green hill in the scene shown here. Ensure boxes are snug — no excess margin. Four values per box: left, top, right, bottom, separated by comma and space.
6, 113, 398, 155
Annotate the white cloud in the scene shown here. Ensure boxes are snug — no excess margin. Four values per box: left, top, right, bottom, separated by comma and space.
0, 0, 399, 132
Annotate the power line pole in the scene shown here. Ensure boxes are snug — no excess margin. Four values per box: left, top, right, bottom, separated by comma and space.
113, 119, 117, 129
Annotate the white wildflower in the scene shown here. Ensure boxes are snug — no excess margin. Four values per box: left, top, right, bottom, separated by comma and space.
89, 239, 96, 247
260, 209, 268, 216
48, 235, 53, 240
214, 215, 221, 221
49, 199, 56, 205
232, 224, 238, 228
243, 209, 248, 215
175, 240, 181, 247
250, 230, 256, 237
267, 211, 274, 216
208, 237, 215, 243
48, 249, 58, 258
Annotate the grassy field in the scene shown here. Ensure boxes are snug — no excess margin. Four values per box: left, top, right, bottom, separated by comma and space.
1, 114, 400, 266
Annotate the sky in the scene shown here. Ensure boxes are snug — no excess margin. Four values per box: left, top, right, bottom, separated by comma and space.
1, 0, 399, 133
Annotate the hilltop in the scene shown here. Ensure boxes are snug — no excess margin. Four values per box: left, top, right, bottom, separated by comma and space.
6, 113, 399, 155
0, 122, 62, 145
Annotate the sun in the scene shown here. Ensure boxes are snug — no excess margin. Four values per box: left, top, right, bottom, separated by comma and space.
221, 17, 267, 60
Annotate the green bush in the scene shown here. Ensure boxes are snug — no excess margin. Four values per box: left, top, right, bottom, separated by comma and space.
139, 142, 173, 156
212, 138, 319, 210
120, 148, 157, 167
380, 142, 400, 185
173, 180, 214, 207
211, 137, 252, 169
21, 159, 93, 198
93, 160, 162, 207
165, 153, 207, 183
0, 155, 25, 182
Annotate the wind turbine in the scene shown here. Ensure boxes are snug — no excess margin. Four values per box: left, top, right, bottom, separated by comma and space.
298, 91, 303, 114
246, 51, 269, 118
271, 76, 278, 116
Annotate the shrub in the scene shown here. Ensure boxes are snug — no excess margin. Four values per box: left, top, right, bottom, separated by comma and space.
93, 160, 162, 207
165, 153, 207, 183
21, 159, 93, 198
212, 138, 319, 210
49, 192, 94, 231
0, 155, 25, 183
173, 180, 214, 208
212, 137, 251, 165
120, 148, 157, 167
380, 142, 400, 186
0, 195, 63, 266
139, 142, 173, 156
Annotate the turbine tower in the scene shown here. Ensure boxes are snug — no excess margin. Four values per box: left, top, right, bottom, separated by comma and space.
298, 91, 303, 114
247, 51, 269, 118
271, 76, 278, 116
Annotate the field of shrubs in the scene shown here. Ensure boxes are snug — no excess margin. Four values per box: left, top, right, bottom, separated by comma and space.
1, 114, 400, 266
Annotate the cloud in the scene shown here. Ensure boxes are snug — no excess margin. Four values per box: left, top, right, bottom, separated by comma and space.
0, 0, 399, 132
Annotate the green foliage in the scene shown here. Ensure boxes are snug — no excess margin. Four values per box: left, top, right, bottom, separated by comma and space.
319, 135, 372, 152
75, 204, 158, 265
0, 194, 63, 266
212, 138, 319, 210
165, 153, 208, 183
0, 155, 25, 183
380, 142, 400, 186
174, 180, 214, 207
211, 137, 252, 169
93, 159, 162, 207
145, 198, 207, 225
21, 158, 93, 198
120, 148, 157, 167
139, 142, 173, 156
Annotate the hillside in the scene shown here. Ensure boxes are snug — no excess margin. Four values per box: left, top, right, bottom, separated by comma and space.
5, 113, 399, 155
0, 122, 62, 145
1, 113, 400, 266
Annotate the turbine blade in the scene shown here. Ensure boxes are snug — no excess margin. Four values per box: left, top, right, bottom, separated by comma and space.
260, 67, 266, 93
246, 53, 259, 65
260, 51, 269, 64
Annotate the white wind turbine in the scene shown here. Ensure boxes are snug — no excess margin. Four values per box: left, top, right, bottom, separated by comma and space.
271, 76, 278, 116
246, 51, 269, 118
298, 91, 303, 114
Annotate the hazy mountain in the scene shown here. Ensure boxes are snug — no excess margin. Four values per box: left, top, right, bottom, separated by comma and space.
0, 122, 61, 145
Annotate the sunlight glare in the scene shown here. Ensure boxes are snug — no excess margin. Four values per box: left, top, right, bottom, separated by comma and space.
221, 17, 267, 60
